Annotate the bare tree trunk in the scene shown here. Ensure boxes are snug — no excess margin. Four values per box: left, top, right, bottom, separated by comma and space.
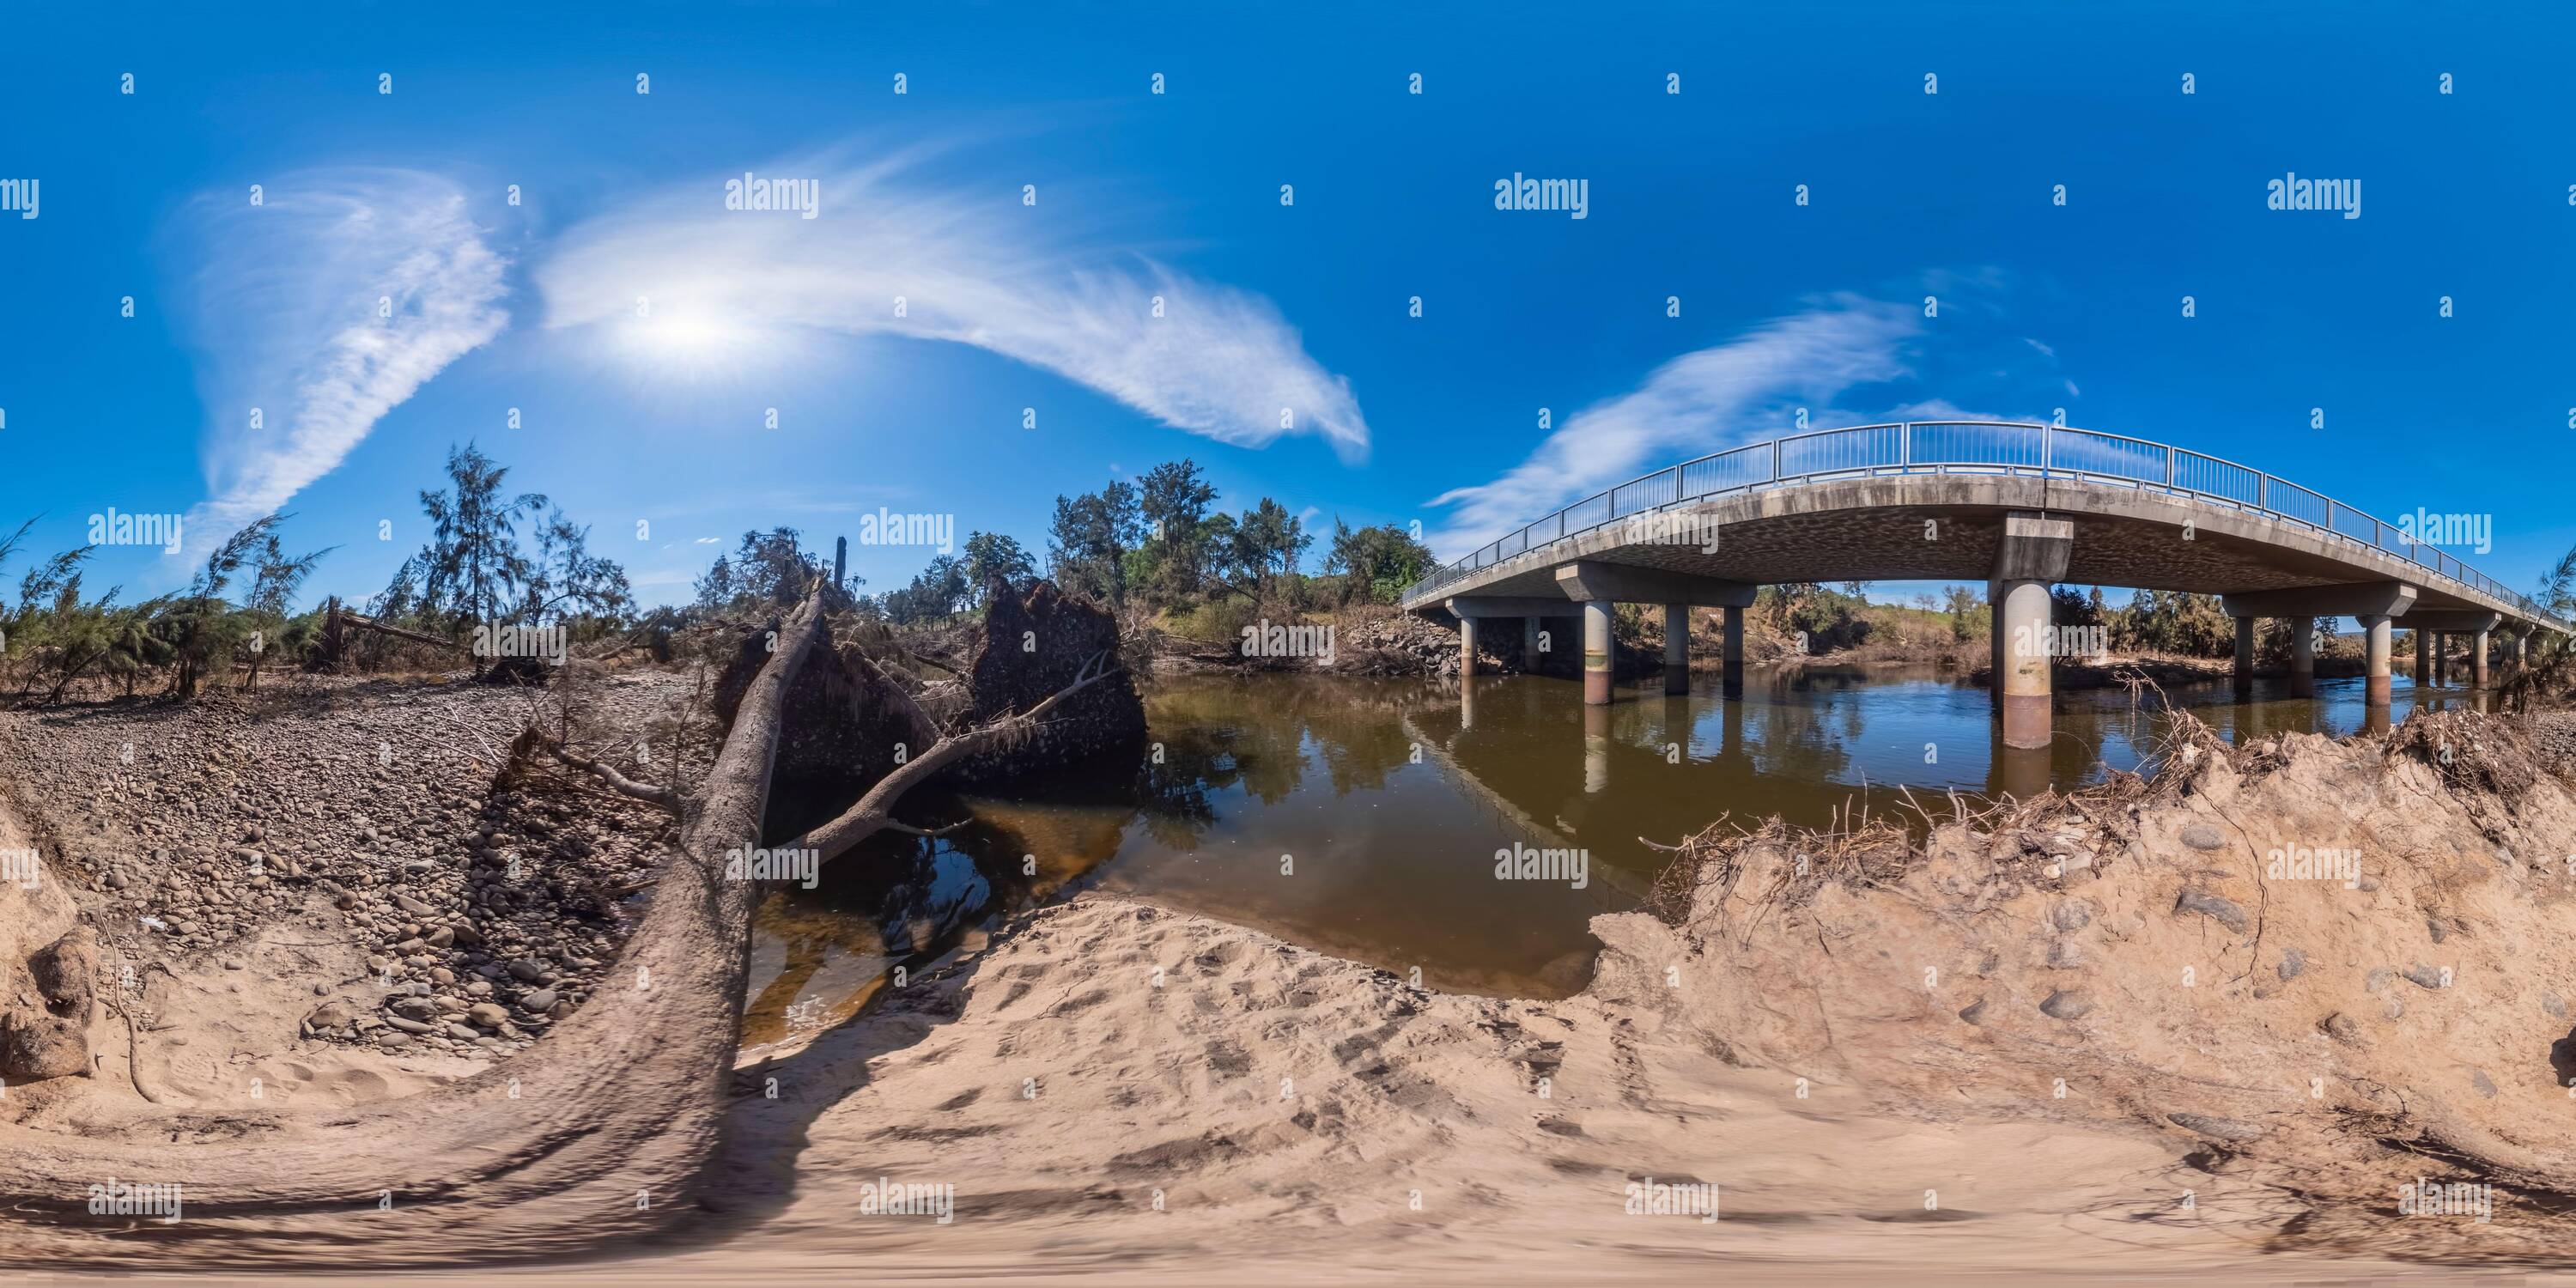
0, 589, 1123, 1267
0, 589, 831, 1266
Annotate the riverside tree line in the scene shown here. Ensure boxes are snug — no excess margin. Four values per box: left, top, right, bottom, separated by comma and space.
9, 441, 2570, 704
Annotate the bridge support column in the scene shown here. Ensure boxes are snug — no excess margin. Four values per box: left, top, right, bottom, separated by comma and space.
2518, 633, 2530, 672
1722, 605, 1745, 699
1999, 580, 2054, 749
2360, 613, 2393, 708
1993, 513, 2071, 751
2232, 617, 2255, 700
2288, 616, 2316, 698
1458, 616, 1479, 679
1582, 599, 1613, 706
1524, 617, 1543, 672
2474, 628, 2491, 690
2433, 634, 2446, 686
1662, 604, 1689, 695
2414, 629, 2429, 685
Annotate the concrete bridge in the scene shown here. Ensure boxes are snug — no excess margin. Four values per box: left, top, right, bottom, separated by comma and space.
1402, 421, 2566, 749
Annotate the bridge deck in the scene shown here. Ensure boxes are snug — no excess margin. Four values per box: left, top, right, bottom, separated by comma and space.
1402, 422, 2562, 631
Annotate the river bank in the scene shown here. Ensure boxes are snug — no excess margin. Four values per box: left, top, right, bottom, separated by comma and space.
7, 666, 2576, 1279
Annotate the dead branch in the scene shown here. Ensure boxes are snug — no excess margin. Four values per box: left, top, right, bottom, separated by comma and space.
782, 650, 1121, 865
508, 722, 680, 810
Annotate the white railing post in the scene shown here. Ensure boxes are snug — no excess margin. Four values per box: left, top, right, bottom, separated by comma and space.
2165, 446, 2175, 488
1771, 438, 1781, 483
1899, 422, 1911, 468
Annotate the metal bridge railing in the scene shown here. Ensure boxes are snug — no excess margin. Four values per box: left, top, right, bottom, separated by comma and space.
1400, 421, 2570, 631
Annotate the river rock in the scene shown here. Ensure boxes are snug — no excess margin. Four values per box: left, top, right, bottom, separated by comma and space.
0, 927, 98, 1082
2166, 1112, 2264, 1142
2038, 989, 2093, 1020
2172, 890, 2248, 933
2178, 823, 2227, 852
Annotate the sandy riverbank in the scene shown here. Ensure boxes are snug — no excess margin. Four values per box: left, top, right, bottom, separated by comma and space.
9, 690, 2576, 1281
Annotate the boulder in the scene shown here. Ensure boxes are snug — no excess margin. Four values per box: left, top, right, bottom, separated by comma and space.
0, 927, 99, 1082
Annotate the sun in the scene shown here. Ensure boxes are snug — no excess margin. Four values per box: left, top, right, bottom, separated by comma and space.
618, 307, 758, 367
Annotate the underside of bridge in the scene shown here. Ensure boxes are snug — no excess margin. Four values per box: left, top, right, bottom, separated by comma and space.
1419, 476, 2553, 758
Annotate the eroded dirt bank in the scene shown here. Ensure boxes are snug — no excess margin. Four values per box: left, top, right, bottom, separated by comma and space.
7, 685, 2576, 1281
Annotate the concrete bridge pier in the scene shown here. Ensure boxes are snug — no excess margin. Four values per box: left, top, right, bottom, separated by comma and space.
1523, 617, 1544, 671
2518, 632, 2530, 672
1549, 562, 1754, 708
2288, 616, 2317, 698
2360, 614, 2394, 707
1582, 599, 1613, 705
1458, 616, 1479, 678
2232, 617, 2256, 700
1662, 604, 1689, 695
2389, 608, 2496, 698
2414, 629, 2430, 685
1995, 513, 2073, 750
2226, 584, 2419, 716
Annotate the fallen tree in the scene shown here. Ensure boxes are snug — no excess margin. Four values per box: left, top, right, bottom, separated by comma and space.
0, 578, 1126, 1267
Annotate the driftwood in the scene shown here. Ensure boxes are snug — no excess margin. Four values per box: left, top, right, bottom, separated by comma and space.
0, 585, 1125, 1267
329, 605, 471, 653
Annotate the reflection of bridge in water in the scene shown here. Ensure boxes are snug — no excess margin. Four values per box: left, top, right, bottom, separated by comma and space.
1405, 422, 2562, 749
1402, 671, 2120, 869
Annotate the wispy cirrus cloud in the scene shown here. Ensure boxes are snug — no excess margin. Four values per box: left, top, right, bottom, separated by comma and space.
532, 152, 1369, 461
1425, 295, 1921, 556
175, 168, 508, 550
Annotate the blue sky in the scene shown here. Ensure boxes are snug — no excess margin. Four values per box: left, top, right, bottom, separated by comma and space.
2, 2, 2570, 613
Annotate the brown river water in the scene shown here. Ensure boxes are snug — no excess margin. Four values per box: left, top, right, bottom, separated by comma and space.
741, 663, 2487, 1048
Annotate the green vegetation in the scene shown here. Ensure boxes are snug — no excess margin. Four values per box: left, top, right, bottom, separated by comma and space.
0, 444, 636, 704
1005, 457, 1430, 642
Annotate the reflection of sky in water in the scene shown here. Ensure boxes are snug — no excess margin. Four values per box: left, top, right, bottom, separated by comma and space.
916, 849, 990, 922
